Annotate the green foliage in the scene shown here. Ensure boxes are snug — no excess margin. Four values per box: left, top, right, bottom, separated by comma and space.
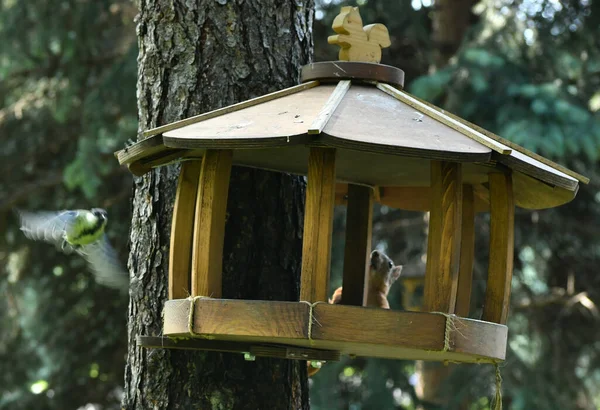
0, 0, 136, 409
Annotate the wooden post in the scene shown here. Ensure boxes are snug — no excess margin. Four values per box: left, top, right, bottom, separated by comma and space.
169, 161, 202, 299
424, 161, 462, 313
341, 184, 373, 306
455, 185, 475, 317
483, 173, 515, 324
191, 150, 233, 298
300, 148, 336, 302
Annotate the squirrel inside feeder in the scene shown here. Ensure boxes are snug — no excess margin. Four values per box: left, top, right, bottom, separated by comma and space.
308, 250, 403, 377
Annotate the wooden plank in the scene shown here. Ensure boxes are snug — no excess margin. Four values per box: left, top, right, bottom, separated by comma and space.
341, 184, 373, 306
161, 299, 507, 362
143, 81, 320, 137
404, 91, 589, 184
163, 299, 309, 340
115, 134, 165, 165
312, 304, 507, 360
309, 80, 351, 134
455, 185, 475, 317
191, 150, 233, 298
301, 61, 405, 89
300, 148, 337, 302
162, 86, 335, 147
512, 171, 577, 210
376, 83, 511, 155
321, 85, 492, 162
424, 161, 463, 313
495, 150, 578, 191
169, 161, 202, 299
483, 173, 515, 324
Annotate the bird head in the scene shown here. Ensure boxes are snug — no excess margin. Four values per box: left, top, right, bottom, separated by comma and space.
91, 208, 108, 222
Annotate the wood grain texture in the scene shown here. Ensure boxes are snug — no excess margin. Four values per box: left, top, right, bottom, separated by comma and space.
162, 85, 334, 146
163, 299, 309, 340
455, 185, 475, 317
162, 299, 508, 362
312, 304, 507, 361
301, 148, 337, 302
301, 61, 405, 88
115, 134, 165, 165
512, 171, 577, 210
376, 83, 511, 156
308, 80, 351, 134
191, 150, 233, 298
143, 81, 319, 137
341, 184, 373, 306
483, 173, 515, 324
495, 150, 578, 190
327, 7, 390, 63
321, 85, 492, 162
424, 161, 463, 313
169, 161, 202, 299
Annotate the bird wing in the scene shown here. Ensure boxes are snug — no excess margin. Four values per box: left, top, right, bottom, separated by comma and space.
17, 210, 79, 248
78, 234, 129, 291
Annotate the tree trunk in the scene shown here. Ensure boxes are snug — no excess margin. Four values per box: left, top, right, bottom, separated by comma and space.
123, 1, 314, 409
431, 0, 477, 69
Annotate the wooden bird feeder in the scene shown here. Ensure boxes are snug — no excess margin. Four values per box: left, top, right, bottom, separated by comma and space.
116, 6, 588, 365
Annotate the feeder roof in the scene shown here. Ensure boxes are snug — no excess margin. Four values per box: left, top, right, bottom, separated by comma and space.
116, 64, 588, 211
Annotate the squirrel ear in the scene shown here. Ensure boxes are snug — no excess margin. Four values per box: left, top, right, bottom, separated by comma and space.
390, 265, 403, 282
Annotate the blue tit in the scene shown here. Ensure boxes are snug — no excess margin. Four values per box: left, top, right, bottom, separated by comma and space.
16, 208, 129, 291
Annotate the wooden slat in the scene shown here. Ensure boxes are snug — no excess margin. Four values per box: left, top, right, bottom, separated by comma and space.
161, 299, 508, 362
143, 81, 320, 137
341, 184, 373, 306
483, 173, 515, 324
191, 149, 233, 298
163, 299, 309, 340
169, 161, 202, 299
300, 148, 337, 302
376, 83, 511, 155
308, 80, 351, 134
455, 185, 475, 317
424, 161, 463, 313
321, 86, 492, 163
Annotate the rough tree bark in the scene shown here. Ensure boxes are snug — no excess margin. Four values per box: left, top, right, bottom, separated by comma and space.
124, 1, 313, 409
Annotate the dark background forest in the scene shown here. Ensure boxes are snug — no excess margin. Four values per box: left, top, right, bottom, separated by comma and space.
1, 0, 599, 409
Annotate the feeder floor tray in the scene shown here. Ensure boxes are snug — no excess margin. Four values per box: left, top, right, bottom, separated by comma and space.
137, 336, 341, 362
162, 298, 507, 363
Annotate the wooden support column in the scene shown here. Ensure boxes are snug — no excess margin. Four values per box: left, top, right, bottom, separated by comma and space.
455, 185, 476, 317
483, 173, 515, 324
191, 149, 233, 298
341, 184, 373, 306
169, 161, 202, 299
424, 161, 462, 313
301, 148, 336, 302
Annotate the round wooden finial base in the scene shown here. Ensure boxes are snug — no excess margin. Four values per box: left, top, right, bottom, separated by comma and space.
301, 61, 405, 88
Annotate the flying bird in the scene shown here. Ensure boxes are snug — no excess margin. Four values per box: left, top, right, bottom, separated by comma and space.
16, 208, 129, 291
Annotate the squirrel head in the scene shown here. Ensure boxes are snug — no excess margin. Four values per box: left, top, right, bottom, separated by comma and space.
369, 250, 402, 291
333, 6, 365, 35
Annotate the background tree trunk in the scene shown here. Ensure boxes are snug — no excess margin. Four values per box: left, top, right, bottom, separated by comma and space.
430, 0, 477, 70
123, 1, 314, 408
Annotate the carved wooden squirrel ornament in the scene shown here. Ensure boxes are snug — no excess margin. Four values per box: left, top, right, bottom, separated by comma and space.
327, 6, 391, 63
307, 250, 402, 377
